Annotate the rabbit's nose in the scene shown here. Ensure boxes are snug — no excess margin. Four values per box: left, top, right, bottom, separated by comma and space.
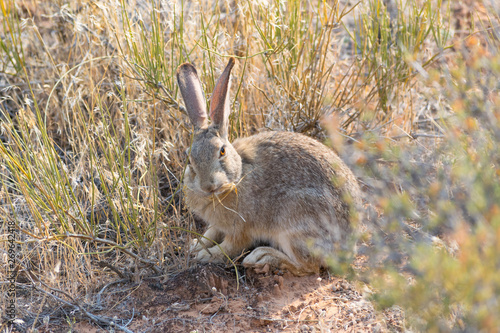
203, 183, 219, 194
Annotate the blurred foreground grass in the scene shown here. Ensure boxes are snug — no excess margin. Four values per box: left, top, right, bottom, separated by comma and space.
1, 0, 499, 331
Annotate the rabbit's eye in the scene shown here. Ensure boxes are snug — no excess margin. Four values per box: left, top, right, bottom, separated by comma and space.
219, 146, 226, 157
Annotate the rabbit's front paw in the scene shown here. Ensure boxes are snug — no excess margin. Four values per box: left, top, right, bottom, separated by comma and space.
190, 239, 204, 254
190, 228, 224, 255
194, 246, 225, 264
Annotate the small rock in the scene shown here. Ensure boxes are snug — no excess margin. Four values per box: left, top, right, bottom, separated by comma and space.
273, 275, 284, 288
273, 283, 281, 296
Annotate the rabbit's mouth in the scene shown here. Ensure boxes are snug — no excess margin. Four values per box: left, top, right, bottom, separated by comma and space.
184, 180, 239, 198
211, 182, 237, 197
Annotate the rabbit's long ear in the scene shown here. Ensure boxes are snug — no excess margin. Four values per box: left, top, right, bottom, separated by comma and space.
209, 57, 235, 138
177, 63, 208, 129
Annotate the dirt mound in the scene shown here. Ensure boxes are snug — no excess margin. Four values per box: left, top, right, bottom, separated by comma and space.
66, 263, 398, 332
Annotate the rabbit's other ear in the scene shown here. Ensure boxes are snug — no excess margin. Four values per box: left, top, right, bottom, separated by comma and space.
177, 63, 208, 129
209, 57, 235, 138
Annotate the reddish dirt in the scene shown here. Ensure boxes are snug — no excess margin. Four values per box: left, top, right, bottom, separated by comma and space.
61, 263, 402, 332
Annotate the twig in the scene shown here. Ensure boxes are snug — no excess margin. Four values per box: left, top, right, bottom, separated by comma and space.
97, 261, 131, 279
391, 132, 444, 140
25, 270, 135, 333
401, 223, 454, 254
95, 279, 130, 308
23, 233, 162, 274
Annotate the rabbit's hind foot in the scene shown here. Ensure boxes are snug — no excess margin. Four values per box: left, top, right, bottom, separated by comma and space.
242, 246, 318, 276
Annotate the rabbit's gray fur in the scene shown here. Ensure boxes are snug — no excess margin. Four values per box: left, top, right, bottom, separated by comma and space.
177, 58, 362, 275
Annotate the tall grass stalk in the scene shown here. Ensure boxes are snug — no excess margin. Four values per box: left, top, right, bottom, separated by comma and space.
0, 0, 24, 75
350, 0, 451, 131
1, 1, 169, 312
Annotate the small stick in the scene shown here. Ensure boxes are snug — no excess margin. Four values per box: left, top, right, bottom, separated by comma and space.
25, 270, 135, 333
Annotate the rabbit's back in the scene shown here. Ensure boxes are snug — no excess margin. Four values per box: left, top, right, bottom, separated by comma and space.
233, 131, 361, 240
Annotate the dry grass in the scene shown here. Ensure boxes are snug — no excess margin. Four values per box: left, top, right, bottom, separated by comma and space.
1, 0, 499, 331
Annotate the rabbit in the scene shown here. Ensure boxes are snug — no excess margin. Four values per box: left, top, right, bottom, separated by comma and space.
176, 57, 362, 276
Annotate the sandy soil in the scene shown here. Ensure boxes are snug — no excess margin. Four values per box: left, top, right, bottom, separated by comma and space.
40, 263, 405, 333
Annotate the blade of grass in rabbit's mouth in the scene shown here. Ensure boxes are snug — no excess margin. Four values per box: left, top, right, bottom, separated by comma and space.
212, 183, 246, 223
213, 182, 238, 196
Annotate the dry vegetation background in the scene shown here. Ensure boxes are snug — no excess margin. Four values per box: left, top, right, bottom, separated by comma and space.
1, 0, 500, 331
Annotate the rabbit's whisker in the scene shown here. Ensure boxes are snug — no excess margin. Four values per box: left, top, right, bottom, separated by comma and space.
214, 192, 246, 223
212, 171, 255, 218
235, 168, 255, 187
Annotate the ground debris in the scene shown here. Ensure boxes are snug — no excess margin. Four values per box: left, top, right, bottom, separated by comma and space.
55, 263, 399, 332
